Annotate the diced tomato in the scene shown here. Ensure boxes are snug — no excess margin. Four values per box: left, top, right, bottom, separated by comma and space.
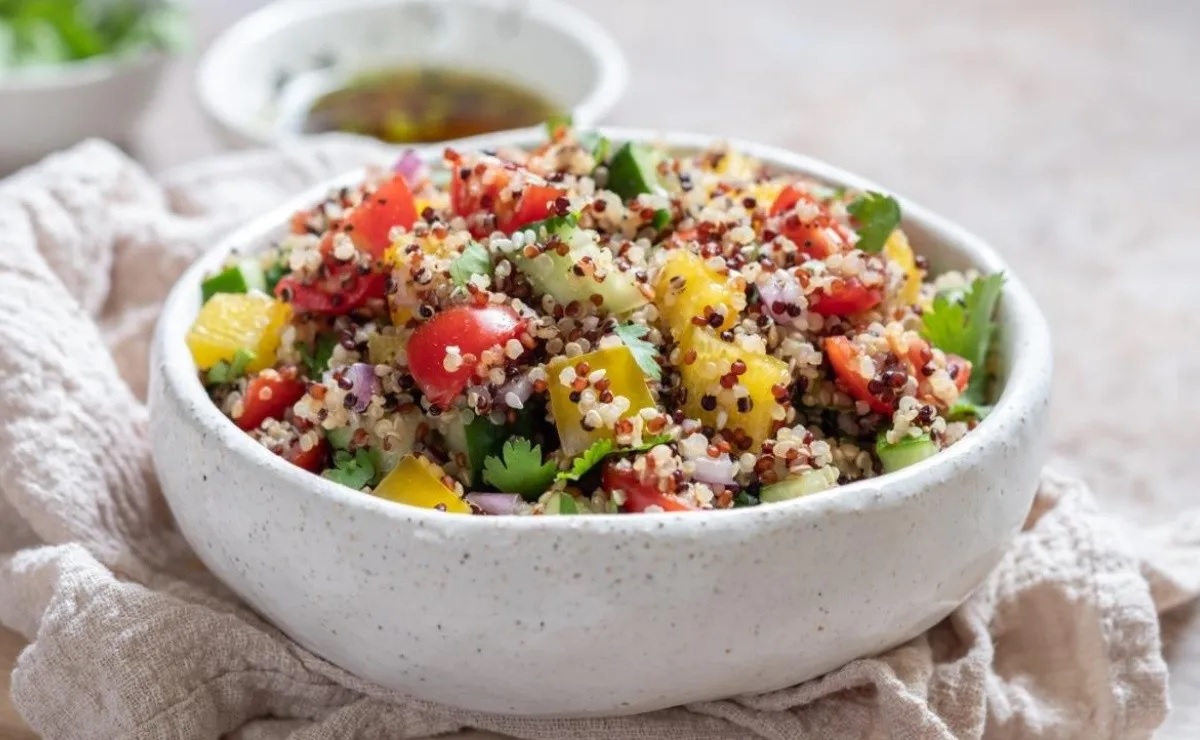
406, 305, 525, 407
769, 184, 807, 217
808, 279, 884, 316
345, 175, 417, 256
602, 463, 695, 513
274, 262, 387, 316
500, 184, 564, 233
237, 367, 308, 431
823, 336, 894, 416
947, 354, 972, 392
284, 437, 328, 472
450, 156, 566, 236
769, 185, 854, 258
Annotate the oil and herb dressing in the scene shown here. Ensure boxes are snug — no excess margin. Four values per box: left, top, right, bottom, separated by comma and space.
301, 66, 561, 144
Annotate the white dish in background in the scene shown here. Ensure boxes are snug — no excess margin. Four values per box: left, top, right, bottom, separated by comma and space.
0, 52, 168, 174
149, 127, 1053, 717
195, 0, 629, 149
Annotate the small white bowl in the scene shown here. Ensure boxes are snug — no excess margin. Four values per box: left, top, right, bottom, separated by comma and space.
149, 128, 1052, 716
0, 52, 168, 173
195, 0, 628, 149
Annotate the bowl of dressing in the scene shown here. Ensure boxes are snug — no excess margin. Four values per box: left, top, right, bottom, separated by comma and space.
195, 0, 628, 148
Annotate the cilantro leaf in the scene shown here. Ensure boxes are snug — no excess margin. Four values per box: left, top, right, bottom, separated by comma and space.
556, 434, 674, 483
323, 449, 375, 490
921, 273, 1006, 405
612, 323, 662, 381
298, 334, 337, 377
581, 133, 612, 164
482, 437, 558, 500
204, 347, 256, 386
557, 439, 614, 482
847, 192, 901, 254
449, 241, 493, 287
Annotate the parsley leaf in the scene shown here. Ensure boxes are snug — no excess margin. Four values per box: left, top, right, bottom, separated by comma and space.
323, 449, 375, 490
204, 348, 256, 386
921, 273, 1006, 405
298, 334, 337, 377
449, 241, 493, 287
482, 438, 558, 500
847, 192, 901, 254
556, 434, 674, 483
612, 323, 662, 381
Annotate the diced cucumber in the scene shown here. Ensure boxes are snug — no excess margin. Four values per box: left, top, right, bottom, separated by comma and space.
876, 432, 939, 473
326, 427, 353, 450
444, 414, 509, 486
543, 491, 580, 515
759, 467, 840, 503
514, 223, 649, 316
606, 142, 663, 200
201, 259, 267, 302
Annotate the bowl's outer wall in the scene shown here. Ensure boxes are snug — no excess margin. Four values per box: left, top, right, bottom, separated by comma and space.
149, 129, 1052, 716
0, 55, 166, 173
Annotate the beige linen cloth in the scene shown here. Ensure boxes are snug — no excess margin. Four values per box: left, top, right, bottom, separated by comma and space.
2, 138, 1199, 740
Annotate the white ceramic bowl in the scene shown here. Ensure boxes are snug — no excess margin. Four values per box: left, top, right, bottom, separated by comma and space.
149, 128, 1052, 717
195, 0, 628, 149
0, 52, 168, 174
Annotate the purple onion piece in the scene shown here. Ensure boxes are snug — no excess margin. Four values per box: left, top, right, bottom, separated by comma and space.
690, 454, 738, 486
758, 271, 804, 324
497, 375, 534, 409
465, 493, 523, 515
345, 363, 380, 413
393, 149, 426, 183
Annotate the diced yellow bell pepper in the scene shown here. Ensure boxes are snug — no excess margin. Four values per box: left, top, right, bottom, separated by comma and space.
884, 229, 923, 307
186, 292, 290, 372
548, 345, 656, 455
654, 250, 743, 336
679, 328, 790, 450
715, 149, 757, 179
373, 455, 470, 514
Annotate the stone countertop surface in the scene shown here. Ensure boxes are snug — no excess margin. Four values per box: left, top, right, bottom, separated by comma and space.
5, 0, 1199, 736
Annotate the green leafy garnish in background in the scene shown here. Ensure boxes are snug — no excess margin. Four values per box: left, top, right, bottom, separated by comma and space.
448, 241, 493, 287
0, 0, 187, 71
556, 434, 673, 483
543, 113, 573, 137
323, 449, 375, 490
612, 323, 662, 381
204, 348, 255, 386
921, 273, 1006, 406
482, 438, 558, 500
846, 192, 901, 254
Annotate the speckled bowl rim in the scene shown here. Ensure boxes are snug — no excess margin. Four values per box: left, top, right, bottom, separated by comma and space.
194, 0, 629, 147
154, 127, 1053, 532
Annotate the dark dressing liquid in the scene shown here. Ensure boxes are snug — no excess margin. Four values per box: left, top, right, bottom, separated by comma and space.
302, 67, 561, 144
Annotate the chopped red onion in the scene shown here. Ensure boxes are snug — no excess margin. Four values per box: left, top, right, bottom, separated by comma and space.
393, 149, 426, 184
690, 454, 738, 486
497, 375, 533, 410
758, 271, 804, 324
345, 363, 379, 413
465, 493, 523, 515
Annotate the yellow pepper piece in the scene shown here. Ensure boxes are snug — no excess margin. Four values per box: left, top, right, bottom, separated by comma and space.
548, 345, 656, 455
679, 328, 790, 450
884, 229, 923, 307
186, 292, 290, 372
654, 250, 743, 336
373, 455, 470, 514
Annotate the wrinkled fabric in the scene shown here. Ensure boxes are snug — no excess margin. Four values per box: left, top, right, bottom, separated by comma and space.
1, 139, 1197, 740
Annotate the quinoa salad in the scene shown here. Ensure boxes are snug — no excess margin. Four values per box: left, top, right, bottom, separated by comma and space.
186, 124, 1004, 515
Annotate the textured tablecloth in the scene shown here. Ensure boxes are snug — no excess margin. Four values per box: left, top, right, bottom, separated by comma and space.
4, 0, 1200, 735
